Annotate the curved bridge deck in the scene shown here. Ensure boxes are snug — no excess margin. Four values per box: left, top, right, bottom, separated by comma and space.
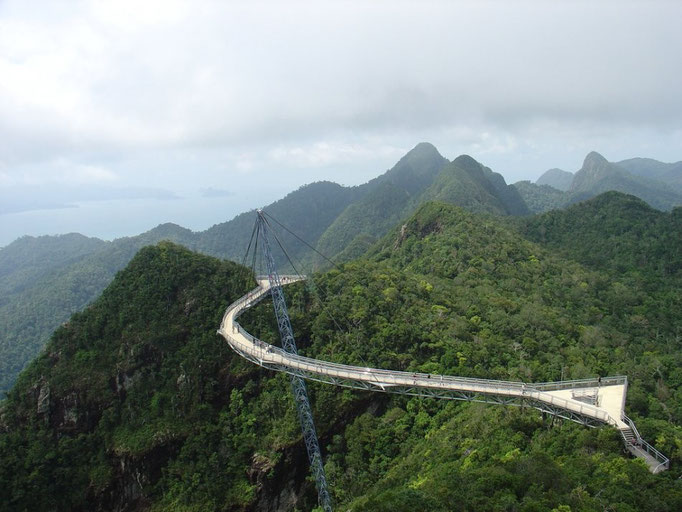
217, 277, 669, 473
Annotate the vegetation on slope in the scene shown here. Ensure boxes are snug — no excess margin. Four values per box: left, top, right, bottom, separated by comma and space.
316, 148, 529, 267
419, 156, 515, 215
536, 168, 574, 191
0, 224, 196, 396
314, 142, 447, 265
197, 180, 360, 266
0, 233, 108, 393
519, 192, 682, 278
568, 152, 682, 211
0, 244, 322, 511
513, 181, 568, 213
2, 196, 682, 510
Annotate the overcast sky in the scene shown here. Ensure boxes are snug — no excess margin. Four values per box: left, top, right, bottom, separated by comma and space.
1, 0, 681, 246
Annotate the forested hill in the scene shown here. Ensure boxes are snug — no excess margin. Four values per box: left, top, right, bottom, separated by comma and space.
2, 145, 680, 397
2, 202, 682, 511
313, 142, 448, 263
0, 223, 196, 395
0, 143, 523, 395
518, 191, 682, 277
196, 180, 361, 265
516, 192, 682, 353
419, 154, 529, 216
315, 149, 528, 264
615, 157, 682, 195
519, 152, 682, 215
0, 233, 107, 283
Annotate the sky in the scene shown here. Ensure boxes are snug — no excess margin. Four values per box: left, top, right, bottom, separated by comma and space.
1, 0, 681, 246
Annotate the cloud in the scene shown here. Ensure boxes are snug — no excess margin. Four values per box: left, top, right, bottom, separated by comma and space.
0, 184, 179, 215
0, 199, 77, 216
267, 141, 406, 169
0, 0, 681, 240
199, 187, 232, 198
60, 162, 118, 184
1, 0, 680, 170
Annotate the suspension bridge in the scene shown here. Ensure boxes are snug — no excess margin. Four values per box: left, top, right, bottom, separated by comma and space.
218, 211, 669, 511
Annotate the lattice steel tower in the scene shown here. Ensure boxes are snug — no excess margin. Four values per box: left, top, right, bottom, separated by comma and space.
256, 210, 332, 512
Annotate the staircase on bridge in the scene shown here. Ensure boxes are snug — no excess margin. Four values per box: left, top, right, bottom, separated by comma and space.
619, 417, 670, 473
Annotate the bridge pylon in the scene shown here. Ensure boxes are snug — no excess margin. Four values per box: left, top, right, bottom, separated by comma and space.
255, 210, 333, 512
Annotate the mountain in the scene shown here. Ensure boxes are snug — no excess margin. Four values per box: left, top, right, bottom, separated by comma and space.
568, 151, 682, 211
616, 157, 682, 193
535, 154, 682, 212
314, 142, 448, 264
362, 141, 449, 196
0, 224, 196, 395
512, 180, 568, 213
518, 191, 682, 278
2, 204, 682, 510
536, 168, 574, 191
315, 148, 529, 267
10, 144, 682, 396
197, 180, 361, 267
200, 143, 449, 269
418, 154, 530, 216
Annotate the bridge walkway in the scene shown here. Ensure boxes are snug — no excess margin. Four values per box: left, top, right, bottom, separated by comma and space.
217, 277, 668, 473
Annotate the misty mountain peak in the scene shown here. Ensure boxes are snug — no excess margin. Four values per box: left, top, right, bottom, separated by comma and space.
411, 141, 440, 154
582, 151, 609, 172
536, 168, 574, 191
452, 154, 482, 173
570, 151, 614, 193
402, 142, 446, 168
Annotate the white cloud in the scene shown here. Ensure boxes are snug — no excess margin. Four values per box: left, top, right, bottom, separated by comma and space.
268, 141, 406, 169
0, 0, 681, 241
2, 0, 679, 168
61, 163, 118, 184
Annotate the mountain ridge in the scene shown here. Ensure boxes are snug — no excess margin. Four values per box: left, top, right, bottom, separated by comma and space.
2, 144, 681, 394
536, 168, 574, 191
616, 157, 682, 193
568, 151, 682, 211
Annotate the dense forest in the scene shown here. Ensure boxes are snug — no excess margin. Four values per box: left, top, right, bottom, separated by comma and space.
0, 224, 197, 395
2, 194, 681, 511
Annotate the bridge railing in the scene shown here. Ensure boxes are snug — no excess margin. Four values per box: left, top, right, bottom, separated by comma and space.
531, 376, 628, 391
222, 282, 619, 423
225, 282, 626, 391
256, 274, 306, 283
227, 321, 616, 426
221, 279, 672, 471
222, 286, 615, 426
